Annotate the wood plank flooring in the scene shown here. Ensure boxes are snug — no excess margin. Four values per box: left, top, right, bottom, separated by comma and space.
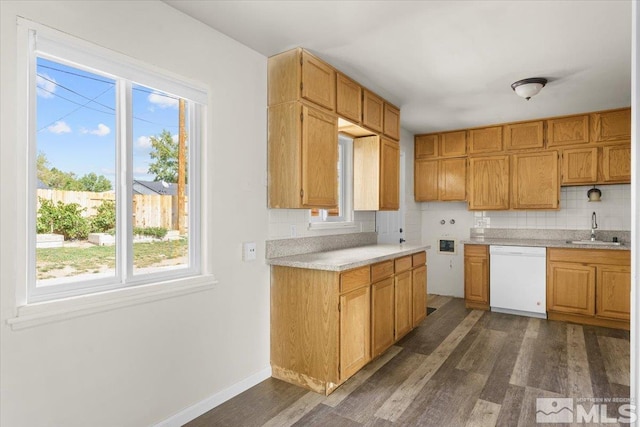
186, 296, 630, 427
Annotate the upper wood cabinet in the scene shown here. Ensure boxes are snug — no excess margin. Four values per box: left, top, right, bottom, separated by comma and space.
414, 158, 465, 202
362, 90, 384, 132
591, 108, 631, 142
268, 48, 336, 111
439, 158, 466, 201
354, 136, 399, 210
511, 150, 559, 209
268, 102, 338, 209
415, 134, 439, 159
547, 114, 590, 147
383, 103, 401, 141
440, 131, 467, 157
561, 147, 598, 185
468, 126, 503, 155
336, 73, 362, 123
602, 144, 631, 183
504, 121, 544, 151
414, 159, 439, 201
468, 155, 510, 210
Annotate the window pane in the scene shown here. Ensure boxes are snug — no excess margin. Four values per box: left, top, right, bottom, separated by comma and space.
35, 57, 117, 286
131, 84, 189, 275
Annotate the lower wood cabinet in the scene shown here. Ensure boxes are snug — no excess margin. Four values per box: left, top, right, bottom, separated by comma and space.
464, 244, 489, 310
547, 248, 630, 330
271, 250, 427, 395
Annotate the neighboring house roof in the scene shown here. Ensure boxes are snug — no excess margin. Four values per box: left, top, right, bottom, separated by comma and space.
133, 180, 188, 196
37, 179, 50, 190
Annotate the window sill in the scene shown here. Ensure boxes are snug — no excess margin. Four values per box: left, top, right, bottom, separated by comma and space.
308, 221, 357, 231
7, 275, 217, 331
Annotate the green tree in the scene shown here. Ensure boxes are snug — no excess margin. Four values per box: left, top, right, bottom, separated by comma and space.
78, 173, 112, 192
148, 129, 186, 183
36, 152, 112, 191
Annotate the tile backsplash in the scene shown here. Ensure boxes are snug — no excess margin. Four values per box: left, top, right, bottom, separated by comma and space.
475, 184, 631, 230
267, 209, 376, 240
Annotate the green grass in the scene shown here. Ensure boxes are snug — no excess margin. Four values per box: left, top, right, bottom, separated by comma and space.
36, 239, 188, 280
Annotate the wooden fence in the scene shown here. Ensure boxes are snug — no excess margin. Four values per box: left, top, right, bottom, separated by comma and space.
36, 189, 187, 230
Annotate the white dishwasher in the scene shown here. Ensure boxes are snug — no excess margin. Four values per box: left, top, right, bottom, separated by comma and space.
489, 245, 547, 318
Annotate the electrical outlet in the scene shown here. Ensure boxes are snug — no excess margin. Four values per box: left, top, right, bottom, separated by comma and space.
242, 241, 257, 261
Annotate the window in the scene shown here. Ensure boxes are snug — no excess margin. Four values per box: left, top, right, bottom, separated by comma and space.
26, 22, 207, 303
309, 135, 353, 226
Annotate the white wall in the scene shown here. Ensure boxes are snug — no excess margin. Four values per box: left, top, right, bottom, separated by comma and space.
0, 2, 269, 426
421, 184, 632, 297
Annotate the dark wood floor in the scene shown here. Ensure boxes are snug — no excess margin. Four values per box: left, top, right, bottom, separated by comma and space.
186, 296, 630, 427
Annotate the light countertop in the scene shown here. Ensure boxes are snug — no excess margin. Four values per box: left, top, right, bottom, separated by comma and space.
461, 237, 629, 251
266, 244, 430, 271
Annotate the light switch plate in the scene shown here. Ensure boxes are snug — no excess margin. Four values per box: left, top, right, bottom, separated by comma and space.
243, 241, 257, 261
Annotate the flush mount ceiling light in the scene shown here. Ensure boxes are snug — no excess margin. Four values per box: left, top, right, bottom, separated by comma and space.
511, 77, 547, 100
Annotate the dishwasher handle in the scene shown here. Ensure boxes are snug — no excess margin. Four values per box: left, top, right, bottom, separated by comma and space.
489, 245, 546, 257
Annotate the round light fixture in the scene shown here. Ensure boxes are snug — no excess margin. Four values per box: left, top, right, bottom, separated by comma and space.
511, 77, 547, 100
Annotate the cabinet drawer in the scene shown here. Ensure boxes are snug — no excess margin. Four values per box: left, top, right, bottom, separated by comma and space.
395, 256, 412, 273
371, 260, 394, 283
412, 251, 426, 267
340, 266, 370, 293
464, 244, 488, 258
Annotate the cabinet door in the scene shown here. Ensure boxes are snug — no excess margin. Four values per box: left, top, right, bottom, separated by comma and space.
371, 278, 395, 358
383, 103, 400, 141
340, 286, 371, 381
395, 271, 413, 340
336, 73, 361, 123
561, 147, 598, 185
602, 144, 631, 183
511, 151, 559, 209
547, 262, 595, 316
414, 159, 439, 201
468, 126, 503, 154
439, 131, 467, 157
591, 108, 631, 142
468, 155, 509, 210
415, 134, 439, 159
504, 121, 544, 150
380, 138, 400, 210
412, 265, 427, 327
301, 51, 335, 111
439, 158, 466, 201
362, 90, 384, 132
464, 247, 488, 306
596, 265, 630, 321
301, 105, 338, 207
547, 115, 590, 147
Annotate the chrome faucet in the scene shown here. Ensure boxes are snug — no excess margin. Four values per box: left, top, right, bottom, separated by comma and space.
590, 211, 598, 241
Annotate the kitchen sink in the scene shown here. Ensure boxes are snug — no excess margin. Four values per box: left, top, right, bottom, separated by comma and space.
567, 240, 622, 246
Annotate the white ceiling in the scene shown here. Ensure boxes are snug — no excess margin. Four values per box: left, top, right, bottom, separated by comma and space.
164, 0, 632, 134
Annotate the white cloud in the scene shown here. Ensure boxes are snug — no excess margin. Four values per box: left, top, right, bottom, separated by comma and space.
147, 92, 179, 109
133, 166, 150, 175
137, 135, 151, 148
48, 121, 71, 134
36, 74, 56, 98
90, 123, 111, 136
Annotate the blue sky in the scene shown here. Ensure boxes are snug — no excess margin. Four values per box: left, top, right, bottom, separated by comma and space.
36, 57, 182, 186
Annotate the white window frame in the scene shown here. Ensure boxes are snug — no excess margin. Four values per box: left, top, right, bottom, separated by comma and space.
308, 134, 355, 229
15, 18, 214, 312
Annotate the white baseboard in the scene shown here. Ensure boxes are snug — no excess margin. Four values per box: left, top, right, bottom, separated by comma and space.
155, 366, 272, 427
